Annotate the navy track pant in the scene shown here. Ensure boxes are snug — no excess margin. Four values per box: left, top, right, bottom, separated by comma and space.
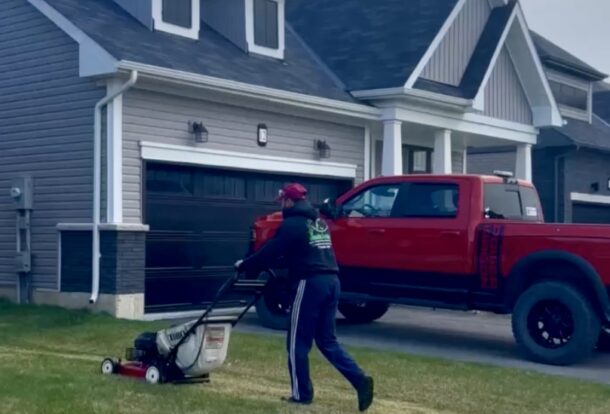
287, 274, 365, 402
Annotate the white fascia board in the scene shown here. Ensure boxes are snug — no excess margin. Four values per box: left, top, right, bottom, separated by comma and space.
352, 87, 474, 111
384, 105, 538, 144
118, 61, 380, 120
512, 7, 562, 127
405, 0, 469, 89
571, 193, 610, 205
28, 0, 118, 77
140, 141, 358, 179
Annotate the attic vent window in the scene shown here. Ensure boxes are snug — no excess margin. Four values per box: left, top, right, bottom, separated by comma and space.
162, 0, 192, 28
153, 0, 200, 40
254, 0, 279, 49
246, 0, 285, 59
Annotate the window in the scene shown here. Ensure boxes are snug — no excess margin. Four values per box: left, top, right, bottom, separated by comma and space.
395, 183, 459, 218
254, 0, 279, 49
404, 146, 432, 174
341, 185, 401, 218
549, 80, 588, 111
147, 164, 194, 195
246, 0, 284, 59
484, 184, 542, 221
152, 0, 199, 39
162, 0, 192, 28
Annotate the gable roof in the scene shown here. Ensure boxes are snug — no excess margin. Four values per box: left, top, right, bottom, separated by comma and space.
286, 0, 459, 91
41, 0, 356, 103
530, 32, 607, 81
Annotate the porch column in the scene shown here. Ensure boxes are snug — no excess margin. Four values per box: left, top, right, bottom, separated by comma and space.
515, 143, 532, 181
433, 129, 452, 174
381, 120, 403, 176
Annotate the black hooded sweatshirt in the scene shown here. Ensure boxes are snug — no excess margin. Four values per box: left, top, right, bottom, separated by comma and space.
240, 200, 339, 280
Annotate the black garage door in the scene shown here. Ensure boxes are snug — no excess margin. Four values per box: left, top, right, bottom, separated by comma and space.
572, 203, 610, 224
144, 162, 353, 312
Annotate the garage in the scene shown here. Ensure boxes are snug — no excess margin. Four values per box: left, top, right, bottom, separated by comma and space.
572, 203, 610, 224
144, 162, 353, 312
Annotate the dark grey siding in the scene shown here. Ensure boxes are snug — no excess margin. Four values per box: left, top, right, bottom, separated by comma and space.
467, 150, 516, 175
422, 0, 491, 86
483, 48, 533, 125
563, 149, 610, 222
0, 0, 104, 288
201, 0, 247, 51
122, 89, 365, 223
531, 147, 566, 222
113, 0, 153, 29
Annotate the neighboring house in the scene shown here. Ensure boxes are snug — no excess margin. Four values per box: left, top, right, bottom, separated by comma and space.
469, 32, 610, 224
0, 0, 560, 318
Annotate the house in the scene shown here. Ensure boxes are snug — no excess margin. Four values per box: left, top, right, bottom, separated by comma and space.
469, 32, 610, 224
0, 0, 560, 319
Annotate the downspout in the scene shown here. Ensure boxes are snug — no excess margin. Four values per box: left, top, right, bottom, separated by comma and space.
90, 71, 138, 304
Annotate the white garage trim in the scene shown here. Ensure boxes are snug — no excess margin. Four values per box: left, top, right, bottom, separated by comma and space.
570, 193, 610, 205
140, 141, 358, 179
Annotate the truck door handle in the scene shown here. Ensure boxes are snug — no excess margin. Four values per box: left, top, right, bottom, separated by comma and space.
440, 230, 460, 237
368, 229, 386, 235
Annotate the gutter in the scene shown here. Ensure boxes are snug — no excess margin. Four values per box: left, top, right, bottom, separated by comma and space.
90, 70, 138, 304
352, 87, 474, 110
117, 61, 380, 121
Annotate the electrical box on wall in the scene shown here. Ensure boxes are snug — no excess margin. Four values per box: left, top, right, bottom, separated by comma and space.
10, 177, 33, 210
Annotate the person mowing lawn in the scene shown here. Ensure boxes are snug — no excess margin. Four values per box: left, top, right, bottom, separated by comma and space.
235, 183, 374, 412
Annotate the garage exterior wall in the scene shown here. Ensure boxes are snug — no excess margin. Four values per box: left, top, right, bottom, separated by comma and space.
122, 89, 365, 223
563, 149, 610, 223
0, 0, 105, 290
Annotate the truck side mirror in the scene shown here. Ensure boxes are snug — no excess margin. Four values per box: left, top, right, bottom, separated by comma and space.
319, 198, 338, 219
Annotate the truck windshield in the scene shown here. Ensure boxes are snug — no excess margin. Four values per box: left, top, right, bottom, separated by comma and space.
484, 184, 543, 221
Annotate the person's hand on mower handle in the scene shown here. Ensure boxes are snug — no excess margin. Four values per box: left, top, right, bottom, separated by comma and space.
234, 259, 244, 272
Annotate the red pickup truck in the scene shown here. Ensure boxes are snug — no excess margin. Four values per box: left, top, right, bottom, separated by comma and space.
249, 173, 610, 366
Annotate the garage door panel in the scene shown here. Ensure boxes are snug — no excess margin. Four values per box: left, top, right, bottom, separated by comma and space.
572, 203, 610, 224
144, 162, 353, 312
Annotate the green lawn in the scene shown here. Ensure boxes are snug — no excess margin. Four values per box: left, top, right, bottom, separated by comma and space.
1, 300, 609, 414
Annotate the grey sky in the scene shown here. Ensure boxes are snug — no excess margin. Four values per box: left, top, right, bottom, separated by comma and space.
520, 0, 610, 79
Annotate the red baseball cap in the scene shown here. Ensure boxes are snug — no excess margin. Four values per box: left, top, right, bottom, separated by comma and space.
276, 183, 308, 201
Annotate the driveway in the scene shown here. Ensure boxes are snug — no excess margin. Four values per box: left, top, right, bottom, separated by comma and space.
235, 305, 610, 385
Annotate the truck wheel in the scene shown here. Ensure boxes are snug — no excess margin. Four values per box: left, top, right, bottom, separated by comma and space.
338, 301, 389, 324
512, 281, 600, 365
255, 274, 291, 331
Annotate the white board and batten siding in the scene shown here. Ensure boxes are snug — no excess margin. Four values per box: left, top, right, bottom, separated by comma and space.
122, 89, 365, 224
421, 0, 491, 86
0, 0, 105, 288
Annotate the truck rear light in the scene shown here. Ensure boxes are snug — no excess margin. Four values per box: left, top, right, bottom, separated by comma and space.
204, 326, 225, 350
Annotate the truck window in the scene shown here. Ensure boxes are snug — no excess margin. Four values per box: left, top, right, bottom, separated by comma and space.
341, 184, 400, 218
394, 183, 459, 218
484, 184, 542, 221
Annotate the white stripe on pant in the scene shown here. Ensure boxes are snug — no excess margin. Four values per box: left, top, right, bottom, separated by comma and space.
290, 280, 306, 400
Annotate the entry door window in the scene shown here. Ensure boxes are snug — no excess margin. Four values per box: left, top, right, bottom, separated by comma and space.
406, 146, 432, 174
341, 184, 401, 218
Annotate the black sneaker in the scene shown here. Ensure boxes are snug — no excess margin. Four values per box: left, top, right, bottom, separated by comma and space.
281, 396, 313, 406
357, 376, 374, 412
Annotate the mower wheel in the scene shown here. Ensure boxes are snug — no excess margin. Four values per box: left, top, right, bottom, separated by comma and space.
145, 364, 165, 385
100, 358, 116, 375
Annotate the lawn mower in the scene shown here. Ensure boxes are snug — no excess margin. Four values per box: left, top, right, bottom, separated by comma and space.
100, 272, 269, 385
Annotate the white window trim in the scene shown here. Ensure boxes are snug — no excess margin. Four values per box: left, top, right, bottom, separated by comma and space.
152, 0, 200, 40
245, 0, 285, 60
140, 141, 357, 179
571, 193, 610, 205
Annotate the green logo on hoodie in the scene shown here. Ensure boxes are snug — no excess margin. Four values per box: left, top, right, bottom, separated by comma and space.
307, 219, 332, 249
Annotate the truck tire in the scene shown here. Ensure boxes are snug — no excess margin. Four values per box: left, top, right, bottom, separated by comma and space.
255, 274, 291, 331
338, 301, 389, 324
512, 281, 601, 366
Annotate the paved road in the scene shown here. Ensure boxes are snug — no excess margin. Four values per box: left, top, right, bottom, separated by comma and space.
234, 305, 610, 385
